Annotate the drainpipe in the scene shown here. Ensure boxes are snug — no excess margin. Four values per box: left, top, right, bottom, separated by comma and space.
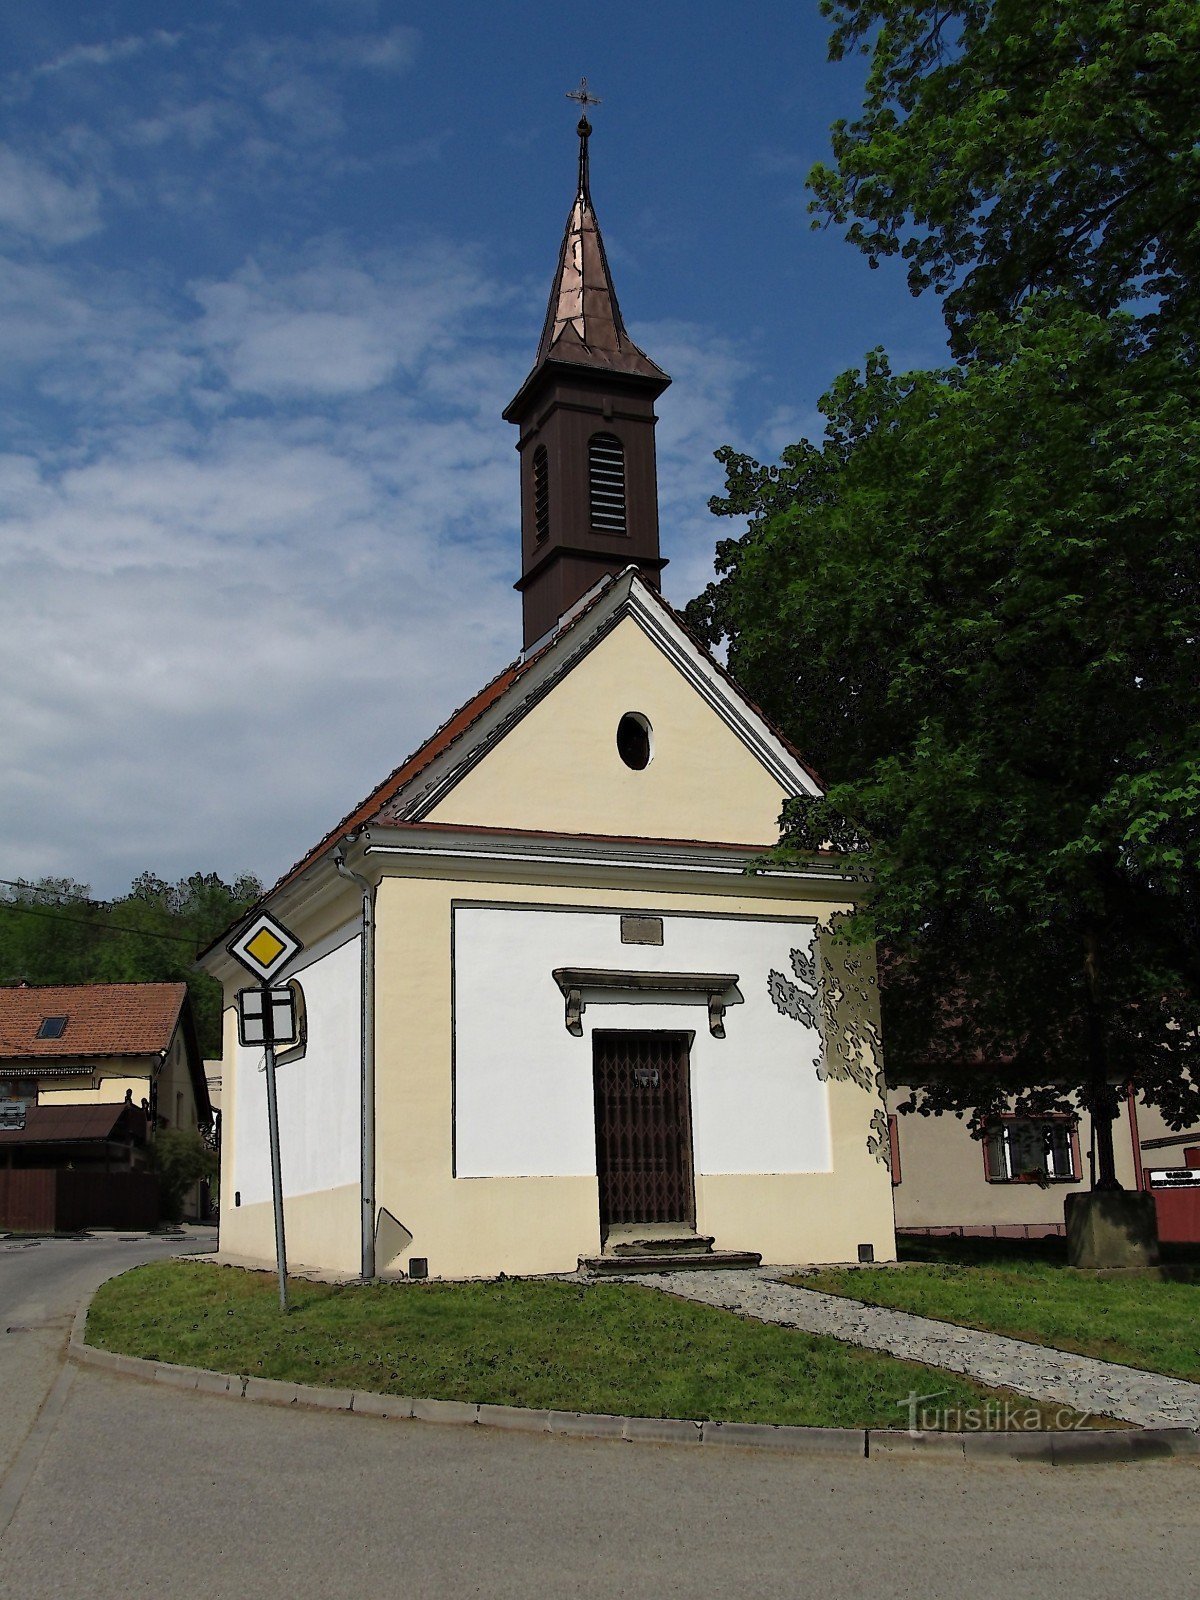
334, 838, 376, 1281
150, 1050, 166, 1132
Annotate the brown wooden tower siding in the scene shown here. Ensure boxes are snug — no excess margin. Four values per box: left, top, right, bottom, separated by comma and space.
504, 115, 671, 651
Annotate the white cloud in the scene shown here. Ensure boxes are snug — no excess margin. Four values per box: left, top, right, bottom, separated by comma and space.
0, 206, 754, 899
5, 22, 425, 233
122, 99, 244, 154
0, 258, 98, 363
758, 403, 826, 456
258, 75, 346, 142
27, 31, 182, 80
220, 27, 420, 146
637, 320, 752, 607
0, 257, 206, 423
220, 308, 397, 396
0, 237, 528, 894
324, 27, 419, 73
0, 147, 101, 245
192, 249, 513, 399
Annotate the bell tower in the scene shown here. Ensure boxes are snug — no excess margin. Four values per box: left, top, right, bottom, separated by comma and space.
504, 111, 671, 651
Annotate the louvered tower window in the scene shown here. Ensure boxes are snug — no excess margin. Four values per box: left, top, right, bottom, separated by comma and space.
532, 445, 550, 543
589, 432, 627, 534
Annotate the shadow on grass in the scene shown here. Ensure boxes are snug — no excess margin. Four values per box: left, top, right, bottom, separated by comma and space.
897, 1231, 1200, 1279
899, 1233, 1068, 1268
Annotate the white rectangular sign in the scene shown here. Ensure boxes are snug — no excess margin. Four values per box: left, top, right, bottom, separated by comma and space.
1149, 1168, 1200, 1189
237, 987, 298, 1049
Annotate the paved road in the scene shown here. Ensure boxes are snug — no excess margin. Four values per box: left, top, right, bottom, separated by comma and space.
1, 1239, 1198, 1599
0, 1228, 215, 1483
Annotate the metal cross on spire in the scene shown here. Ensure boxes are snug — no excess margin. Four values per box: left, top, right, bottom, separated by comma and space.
566, 76, 602, 114
565, 77, 601, 200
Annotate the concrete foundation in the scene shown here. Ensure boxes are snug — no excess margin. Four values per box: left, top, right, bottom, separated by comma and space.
1064, 1190, 1159, 1269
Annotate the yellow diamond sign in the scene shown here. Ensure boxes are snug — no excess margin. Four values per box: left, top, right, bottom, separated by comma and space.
228, 912, 302, 982
245, 927, 287, 969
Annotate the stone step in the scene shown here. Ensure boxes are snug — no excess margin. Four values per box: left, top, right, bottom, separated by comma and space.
581, 1250, 762, 1276
608, 1235, 716, 1257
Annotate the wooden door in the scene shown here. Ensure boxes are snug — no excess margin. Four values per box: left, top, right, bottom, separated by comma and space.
592, 1030, 694, 1228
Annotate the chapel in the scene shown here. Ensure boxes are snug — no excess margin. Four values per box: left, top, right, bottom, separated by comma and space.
201, 115, 896, 1279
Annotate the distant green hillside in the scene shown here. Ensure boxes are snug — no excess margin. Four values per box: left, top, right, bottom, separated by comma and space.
0, 871, 262, 1058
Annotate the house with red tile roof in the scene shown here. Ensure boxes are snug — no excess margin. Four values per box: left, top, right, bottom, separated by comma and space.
199, 119, 896, 1281
0, 981, 211, 1229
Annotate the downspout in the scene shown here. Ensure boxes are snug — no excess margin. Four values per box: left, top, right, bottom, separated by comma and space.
150, 1049, 167, 1132
1126, 1082, 1145, 1192
334, 839, 376, 1281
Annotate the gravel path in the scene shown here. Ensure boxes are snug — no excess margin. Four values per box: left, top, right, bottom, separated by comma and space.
625, 1268, 1200, 1430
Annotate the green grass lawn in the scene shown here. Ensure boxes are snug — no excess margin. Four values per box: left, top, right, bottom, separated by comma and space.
794, 1236, 1200, 1383
85, 1261, 1097, 1430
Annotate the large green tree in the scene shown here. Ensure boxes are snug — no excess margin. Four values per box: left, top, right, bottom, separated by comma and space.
811, 0, 1200, 352
692, 305, 1199, 1139
688, 1, 1200, 1170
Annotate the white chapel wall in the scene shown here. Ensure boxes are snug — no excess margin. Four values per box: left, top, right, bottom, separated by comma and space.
453, 903, 831, 1180
230, 922, 361, 1206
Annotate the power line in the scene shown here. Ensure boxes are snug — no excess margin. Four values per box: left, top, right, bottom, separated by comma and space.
0, 877, 229, 940
0, 900, 198, 946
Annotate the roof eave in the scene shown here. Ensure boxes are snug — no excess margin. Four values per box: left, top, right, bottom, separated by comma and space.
503, 351, 670, 424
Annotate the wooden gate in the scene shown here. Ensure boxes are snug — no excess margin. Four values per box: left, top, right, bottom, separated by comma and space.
0, 1169, 160, 1232
592, 1030, 694, 1229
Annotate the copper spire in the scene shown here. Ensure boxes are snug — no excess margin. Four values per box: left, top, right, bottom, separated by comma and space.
504, 84, 670, 650
577, 114, 592, 204
526, 104, 668, 384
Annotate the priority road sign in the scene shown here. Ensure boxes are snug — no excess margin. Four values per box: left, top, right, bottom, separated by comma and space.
228, 908, 303, 1314
228, 911, 302, 983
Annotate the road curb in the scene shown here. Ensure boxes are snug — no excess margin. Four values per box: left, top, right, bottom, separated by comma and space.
66, 1321, 1200, 1463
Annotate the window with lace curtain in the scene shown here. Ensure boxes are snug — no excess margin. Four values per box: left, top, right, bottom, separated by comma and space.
984, 1117, 1078, 1181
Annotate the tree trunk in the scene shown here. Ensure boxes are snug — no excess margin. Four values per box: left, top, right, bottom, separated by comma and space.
1084, 931, 1121, 1191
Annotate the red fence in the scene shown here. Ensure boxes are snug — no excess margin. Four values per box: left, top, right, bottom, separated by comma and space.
1149, 1187, 1200, 1245
1144, 1146, 1200, 1245
0, 1169, 160, 1232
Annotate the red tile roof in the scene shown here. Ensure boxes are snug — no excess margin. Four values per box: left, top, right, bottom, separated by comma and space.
270, 657, 526, 894
0, 982, 187, 1062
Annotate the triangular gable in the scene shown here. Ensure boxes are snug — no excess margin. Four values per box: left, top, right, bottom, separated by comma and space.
214, 570, 822, 941
382, 571, 821, 846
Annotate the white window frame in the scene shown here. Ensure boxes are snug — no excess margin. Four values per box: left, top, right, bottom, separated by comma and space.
986, 1117, 1077, 1182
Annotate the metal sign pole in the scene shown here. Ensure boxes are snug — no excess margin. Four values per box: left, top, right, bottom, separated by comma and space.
228, 912, 304, 1316
261, 989, 289, 1313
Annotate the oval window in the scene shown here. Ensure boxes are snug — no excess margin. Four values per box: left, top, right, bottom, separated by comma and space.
616, 712, 652, 771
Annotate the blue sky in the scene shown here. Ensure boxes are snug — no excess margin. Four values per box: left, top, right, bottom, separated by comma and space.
0, 1, 949, 898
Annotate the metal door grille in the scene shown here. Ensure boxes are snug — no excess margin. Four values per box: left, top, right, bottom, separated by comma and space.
593, 1031, 694, 1227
